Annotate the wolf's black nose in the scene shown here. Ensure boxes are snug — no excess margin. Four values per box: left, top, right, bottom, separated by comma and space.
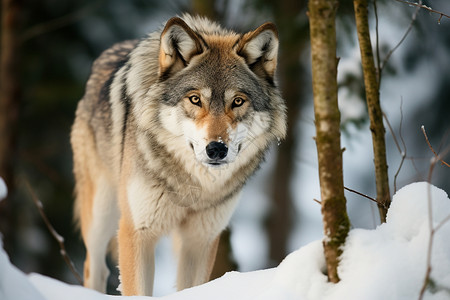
206, 141, 228, 160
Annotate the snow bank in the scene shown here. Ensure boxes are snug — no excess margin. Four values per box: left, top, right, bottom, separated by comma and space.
0, 240, 46, 300
331, 182, 450, 300
260, 182, 450, 300
1, 182, 449, 299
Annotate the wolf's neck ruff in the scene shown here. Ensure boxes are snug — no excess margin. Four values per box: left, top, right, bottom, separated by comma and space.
71, 14, 287, 296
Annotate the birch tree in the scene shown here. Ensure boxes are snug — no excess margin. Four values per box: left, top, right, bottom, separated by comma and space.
308, 0, 350, 283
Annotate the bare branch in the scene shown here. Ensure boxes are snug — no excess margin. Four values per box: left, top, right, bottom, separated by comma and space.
344, 186, 389, 209
383, 0, 450, 80
417, 149, 437, 300
383, 100, 407, 192
395, 0, 450, 23
25, 180, 83, 285
418, 140, 450, 300
380, 0, 421, 78
421, 126, 450, 168
20, 0, 103, 43
435, 213, 450, 233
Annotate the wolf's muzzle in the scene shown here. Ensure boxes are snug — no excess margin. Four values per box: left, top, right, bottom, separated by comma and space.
206, 141, 228, 161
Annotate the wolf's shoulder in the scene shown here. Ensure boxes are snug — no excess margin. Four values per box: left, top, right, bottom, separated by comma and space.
92, 39, 140, 74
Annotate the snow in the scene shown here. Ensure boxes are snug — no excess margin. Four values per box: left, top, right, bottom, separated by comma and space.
0, 177, 7, 201
0, 240, 46, 300
1, 182, 450, 299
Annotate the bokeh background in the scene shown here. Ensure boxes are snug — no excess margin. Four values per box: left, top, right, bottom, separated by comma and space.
0, 0, 449, 296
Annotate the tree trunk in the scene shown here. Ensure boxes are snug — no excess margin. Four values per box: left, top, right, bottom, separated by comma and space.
309, 0, 350, 283
267, 0, 305, 267
353, 0, 390, 222
191, 0, 218, 20
0, 0, 21, 255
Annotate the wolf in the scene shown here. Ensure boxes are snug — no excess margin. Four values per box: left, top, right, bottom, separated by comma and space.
71, 14, 286, 296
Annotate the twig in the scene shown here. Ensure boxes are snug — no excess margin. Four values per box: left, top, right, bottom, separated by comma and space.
380, 0, 421, 79
383, 100, 407, 192
418, 152, 436, 300
25, 180, 83, 285
421, 126, 450, 168
384, 0, 450, 80
435, 213, 450, 233
20, 0, 103, 43
344, 186, 388, 209
418, 141, 450, 300
395, 0, 450, 24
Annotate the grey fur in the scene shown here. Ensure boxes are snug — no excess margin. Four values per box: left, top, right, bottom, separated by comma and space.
71, 14, 287, 296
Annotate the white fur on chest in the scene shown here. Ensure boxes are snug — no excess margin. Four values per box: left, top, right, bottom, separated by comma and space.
126, 175, 186, 233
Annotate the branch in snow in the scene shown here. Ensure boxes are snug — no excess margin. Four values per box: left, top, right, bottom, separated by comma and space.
418, 134, 450, 300
25, 180, 83, 285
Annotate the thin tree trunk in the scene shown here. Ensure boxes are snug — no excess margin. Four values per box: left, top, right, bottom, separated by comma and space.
191, 0, 218, 20
268, 0, 305, 267
0, 0, 20, 187
0, 0, 21, 255
309, 0, 350, 283
353, 0, 390, 222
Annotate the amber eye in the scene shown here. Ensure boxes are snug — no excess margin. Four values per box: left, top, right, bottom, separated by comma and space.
189, 95, 202, 107
232, 97, 245, 108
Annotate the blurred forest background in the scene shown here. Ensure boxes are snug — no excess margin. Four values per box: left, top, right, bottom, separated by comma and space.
0, 0, 449, 296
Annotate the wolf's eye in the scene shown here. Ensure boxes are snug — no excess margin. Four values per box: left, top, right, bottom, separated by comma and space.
188, 95, 202, 107
232, 97, 245, 108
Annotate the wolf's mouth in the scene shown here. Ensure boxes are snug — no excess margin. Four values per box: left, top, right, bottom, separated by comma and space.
206, 160, 227, 167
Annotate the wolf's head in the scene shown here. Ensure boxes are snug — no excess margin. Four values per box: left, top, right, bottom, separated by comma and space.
146, 15, 286, 168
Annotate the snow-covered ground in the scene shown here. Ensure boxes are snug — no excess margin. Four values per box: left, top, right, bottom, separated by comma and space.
1, 181, 449, 299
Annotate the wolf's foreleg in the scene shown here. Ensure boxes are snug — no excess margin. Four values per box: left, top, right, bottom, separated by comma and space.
174, 228, 220, 290
83, 176, 119, 293
173, 194, 240, 290
117, 217, 156, 296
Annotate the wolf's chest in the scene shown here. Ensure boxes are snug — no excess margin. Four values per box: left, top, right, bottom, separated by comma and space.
125, 170, 235, 232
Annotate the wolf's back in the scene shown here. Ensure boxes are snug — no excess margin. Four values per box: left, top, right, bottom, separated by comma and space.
75, 40, 138, 128
71, 40, 139, 229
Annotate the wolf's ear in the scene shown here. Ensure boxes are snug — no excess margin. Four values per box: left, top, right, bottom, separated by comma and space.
236, 22, 279, 81
159, 17, 205, 78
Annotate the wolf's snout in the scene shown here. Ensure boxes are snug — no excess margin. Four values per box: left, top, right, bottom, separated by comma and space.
206, 141, 228, 160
